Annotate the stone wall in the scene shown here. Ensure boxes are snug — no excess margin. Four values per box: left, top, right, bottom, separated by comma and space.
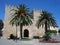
3, 5, 45, 38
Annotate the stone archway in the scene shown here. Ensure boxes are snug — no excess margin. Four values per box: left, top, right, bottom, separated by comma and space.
24, 29, 29, 37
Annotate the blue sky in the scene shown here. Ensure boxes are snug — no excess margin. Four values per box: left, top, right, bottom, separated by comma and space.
0, 0, 60, 28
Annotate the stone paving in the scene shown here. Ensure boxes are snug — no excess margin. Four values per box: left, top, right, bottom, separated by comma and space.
0, 37, 60, 45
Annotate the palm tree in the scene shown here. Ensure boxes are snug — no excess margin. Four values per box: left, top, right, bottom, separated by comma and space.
10, 4, 32, 39
36, 10, 57, 33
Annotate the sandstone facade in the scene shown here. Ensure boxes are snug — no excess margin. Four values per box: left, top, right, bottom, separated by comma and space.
3, 5, 58, 38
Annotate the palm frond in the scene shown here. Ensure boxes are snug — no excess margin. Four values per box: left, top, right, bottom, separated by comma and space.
36, 10, 57, 29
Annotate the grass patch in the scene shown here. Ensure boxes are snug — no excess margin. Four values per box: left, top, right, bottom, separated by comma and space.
47, 30, 57, 33
20, 38, 31, 41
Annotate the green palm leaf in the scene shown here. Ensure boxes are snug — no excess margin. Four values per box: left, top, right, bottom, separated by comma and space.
36, 10, 57, 33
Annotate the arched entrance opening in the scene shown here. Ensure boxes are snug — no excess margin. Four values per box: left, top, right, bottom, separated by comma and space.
24, 29, 29, 37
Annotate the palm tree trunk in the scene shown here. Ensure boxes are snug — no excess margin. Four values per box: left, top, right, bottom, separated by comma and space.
20, 24, 23, 39
45, 21, 47, 33
16, 24, 17, 42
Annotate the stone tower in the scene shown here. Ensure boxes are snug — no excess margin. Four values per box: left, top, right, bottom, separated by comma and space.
3, 5, 45, 38
3, 5, 18, 38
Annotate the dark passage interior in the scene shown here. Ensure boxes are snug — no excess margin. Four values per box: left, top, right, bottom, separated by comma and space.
24, 29, 29, 37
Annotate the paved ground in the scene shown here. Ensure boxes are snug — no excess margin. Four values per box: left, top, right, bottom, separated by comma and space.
0, 37, 60, 45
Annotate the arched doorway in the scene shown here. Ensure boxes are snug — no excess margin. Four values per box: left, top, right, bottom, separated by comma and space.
24, 29, 29, 37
